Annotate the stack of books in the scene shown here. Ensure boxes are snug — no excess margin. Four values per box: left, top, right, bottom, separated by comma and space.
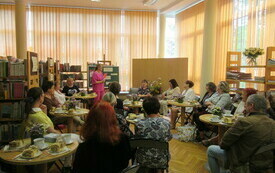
0, 82, 26, 99
9, 61, 25, 77
226, 71, 252, 80
267, 59, 275, 65
0, 60, 8, 78
254, 76, 265, 82
60, 63, 70, 72
0, 101, 26, 119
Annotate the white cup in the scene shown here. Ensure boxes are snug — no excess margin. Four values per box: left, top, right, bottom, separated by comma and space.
62, 134, 72, 144
56, 108, 62, 113
224, 110, 231, 115
33, 138, 45, 149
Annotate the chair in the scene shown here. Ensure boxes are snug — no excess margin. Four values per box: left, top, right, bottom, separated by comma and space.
130, 139, 169, 172
129, 88, 139, 95
120, 165, 140, 173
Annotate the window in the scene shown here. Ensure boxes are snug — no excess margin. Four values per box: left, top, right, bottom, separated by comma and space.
165, 16, 176, 58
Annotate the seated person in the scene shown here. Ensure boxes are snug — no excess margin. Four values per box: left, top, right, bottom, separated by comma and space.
54, 82, 66, 105
42, 81, 60, 116
72, 101, 131, 173
25, 87, 60, 134
202, 88, 257, 146
62, 78, 80, 96
102, 92, 133, 137
160, 79, 181, 115
207, 94, 275, 173
137, 79, 150, 97
197, 82, 217, 112
193, 81, 232, 140
135, 97, 172, 170
170, 80, 196, 128
266, 91, 275, 120
109, 82, 124, 114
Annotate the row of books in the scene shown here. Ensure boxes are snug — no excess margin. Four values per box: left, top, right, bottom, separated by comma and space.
0, 101, 26, 119
0, 124, 21, 141
0, 82, 26, 99
226, 71, 252, 80
60, 63, 81, 72
0, 60, 25, 77
61, 74, 84, 80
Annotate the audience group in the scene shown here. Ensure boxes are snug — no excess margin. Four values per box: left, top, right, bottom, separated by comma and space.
23, 76, 275, 173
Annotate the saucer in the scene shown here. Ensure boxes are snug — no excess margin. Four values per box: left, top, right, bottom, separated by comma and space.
38, 143, 49, 150
64, 140, 74, 145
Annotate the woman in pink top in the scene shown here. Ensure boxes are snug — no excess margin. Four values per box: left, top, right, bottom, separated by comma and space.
92, 64, 106, 101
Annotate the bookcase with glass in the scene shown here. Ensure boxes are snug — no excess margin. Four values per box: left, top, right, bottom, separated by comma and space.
226, 47, 275, 92
0, 52, 39, 143
60, 63, 87, 91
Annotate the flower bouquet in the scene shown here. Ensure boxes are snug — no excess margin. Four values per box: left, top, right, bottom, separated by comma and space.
211, 106, 222, 118
65, 98, 80, 110
29, 124, 44, 144
176, 94, 185, 103
243, 47, 264, 66
149, 78, 162, 96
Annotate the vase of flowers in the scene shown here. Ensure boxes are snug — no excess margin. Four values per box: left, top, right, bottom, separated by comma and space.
149, 78, 162, 96
29, 124, 44, 144
243, 47, 264, 66
211, 107, 222, 119
176, 94, 184, 103
65, 98, 80, 110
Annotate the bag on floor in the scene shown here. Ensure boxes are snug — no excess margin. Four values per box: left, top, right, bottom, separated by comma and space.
176, 124, 196, 142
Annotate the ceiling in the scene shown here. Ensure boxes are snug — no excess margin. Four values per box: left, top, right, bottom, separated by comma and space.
0, 0, 180, 11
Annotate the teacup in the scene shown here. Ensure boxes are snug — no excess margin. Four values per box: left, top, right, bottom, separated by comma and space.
224, 110, 231, 115
33, 138, 45, 149
62, 134, 72, 144
56, 108, 63, 113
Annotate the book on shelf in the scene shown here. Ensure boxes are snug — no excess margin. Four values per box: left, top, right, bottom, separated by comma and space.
0, 101, 26, 119
61, 73, 84, 80
70, 65, 81, 72
254, 76, 265, 82
226, 71, 252, 80
0, 60, 8, 78
0, 82, 26, 99
0, 124, 21, 142
9, 60, 25, 77
39, 61, 47, 74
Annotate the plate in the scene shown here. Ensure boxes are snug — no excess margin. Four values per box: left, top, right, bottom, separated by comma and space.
38, 143, 49, 150
48, 147, 70, 155
3, 143, 29, 152
20, 150, 42, 159
64, 140, 74, 145
210, 118, 221, 123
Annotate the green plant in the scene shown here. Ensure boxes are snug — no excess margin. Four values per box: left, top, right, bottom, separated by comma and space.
149, 78, 162, 96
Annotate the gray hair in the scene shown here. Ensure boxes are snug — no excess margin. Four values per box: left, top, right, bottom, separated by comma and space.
246, 94, 267, 112
102, 92, 117, 106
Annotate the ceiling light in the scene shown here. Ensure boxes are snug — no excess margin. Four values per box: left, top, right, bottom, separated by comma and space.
91, 0, 100, 2
143, 0, 159, 6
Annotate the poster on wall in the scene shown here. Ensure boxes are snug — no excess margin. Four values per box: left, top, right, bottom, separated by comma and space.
32, 56, 38, 73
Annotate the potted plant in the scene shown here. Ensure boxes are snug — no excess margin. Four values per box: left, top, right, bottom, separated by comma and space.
211, 107, 223, 119
243, 47, 264, 66
29, 124, 44, 144
149, 78, 162, 96
176, 94, 184, 103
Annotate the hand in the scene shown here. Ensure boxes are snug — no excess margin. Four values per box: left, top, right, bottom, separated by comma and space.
205, 101, 212, 106
40, 104, 47, 113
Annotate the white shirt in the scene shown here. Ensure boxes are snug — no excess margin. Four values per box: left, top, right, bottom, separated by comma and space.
234, 101, 245, 115
182, 88, 196, 102
54, 90, 66, 105
163, 87, 181, 100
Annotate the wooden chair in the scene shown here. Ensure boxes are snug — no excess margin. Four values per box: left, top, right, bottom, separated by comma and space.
130, 139, 169, 173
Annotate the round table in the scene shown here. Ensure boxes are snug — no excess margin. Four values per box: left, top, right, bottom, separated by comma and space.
68, 93, 97, 108
0, 139, 78, 173
124, 101, 143, 114
50, 109, 89, 132
167, 101, 198, 126
199, 114, 234, 142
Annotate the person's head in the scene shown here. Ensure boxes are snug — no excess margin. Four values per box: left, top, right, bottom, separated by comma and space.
169, 79, 179, 89
42, 81, 54, 95
25, 87, 44, 115
184, 80, 194, 89
55, 82, 61, 91
217, 81, 229, 94
142, 96, 160, 115
109, 82, 121, 96
245, 94, 267, 113
95, 64, 103, 71
102, 92, 117, 106
206, 82, 216, 93
67, 78, 74, 87
242, 88, 257, 102
80, 101, 121, 144
141, 80, 148, 88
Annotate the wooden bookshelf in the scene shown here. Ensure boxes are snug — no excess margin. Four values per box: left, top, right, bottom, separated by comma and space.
265, 47, 275, 91
55, 60, 61, 84
0, 118, 23, 122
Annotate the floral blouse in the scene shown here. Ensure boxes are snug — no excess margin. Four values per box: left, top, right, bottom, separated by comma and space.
116, 113, 133, 137
138, 87, 150, 95
135, 117, 172, 168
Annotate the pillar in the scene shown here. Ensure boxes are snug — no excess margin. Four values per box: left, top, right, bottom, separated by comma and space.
158, 14, 166, 58
15, 0, 27, 59
200, 0, 217, 96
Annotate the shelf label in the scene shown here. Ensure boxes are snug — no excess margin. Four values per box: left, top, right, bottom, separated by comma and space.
104, 68, 113, 72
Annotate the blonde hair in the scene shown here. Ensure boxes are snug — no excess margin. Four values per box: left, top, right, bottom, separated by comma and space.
218, 81, 230, 93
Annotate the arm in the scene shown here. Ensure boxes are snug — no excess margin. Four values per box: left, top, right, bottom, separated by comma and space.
215, 95, 232, 109
92, 72, 105, 84
46, 127, 61, 134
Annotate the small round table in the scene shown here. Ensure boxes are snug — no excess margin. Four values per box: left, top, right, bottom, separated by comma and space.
50, 109, 89, 133
124, 101, 143, 114
199, 114, 234, 142
167, 101, 198, 126
70, 93, 97, 108
0, 139, 78, 173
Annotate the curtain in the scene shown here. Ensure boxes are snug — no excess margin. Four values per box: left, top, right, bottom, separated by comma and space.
124, 11, 157, 89
0, 5, 16, 57
176, 2, 205, 93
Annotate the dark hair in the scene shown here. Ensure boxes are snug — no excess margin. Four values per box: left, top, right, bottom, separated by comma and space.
185, 80, 194, 88
142, 97, 160, 115
141, 80, 148, 84
42, 81, 54, 93
25, 87, 43, 115
109, 82, 121, 95
80, 101, 121, 144
95, 64, 102, 71
169, 79, 179, 89
206, 82, 216, 92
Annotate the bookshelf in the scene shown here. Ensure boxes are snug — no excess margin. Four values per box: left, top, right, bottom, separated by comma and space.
0, 51, 39, 144
60, 63, 87, 90
226, 47, 275, 92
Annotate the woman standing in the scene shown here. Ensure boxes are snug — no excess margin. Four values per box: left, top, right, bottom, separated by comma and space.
92, 64, 106, 102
